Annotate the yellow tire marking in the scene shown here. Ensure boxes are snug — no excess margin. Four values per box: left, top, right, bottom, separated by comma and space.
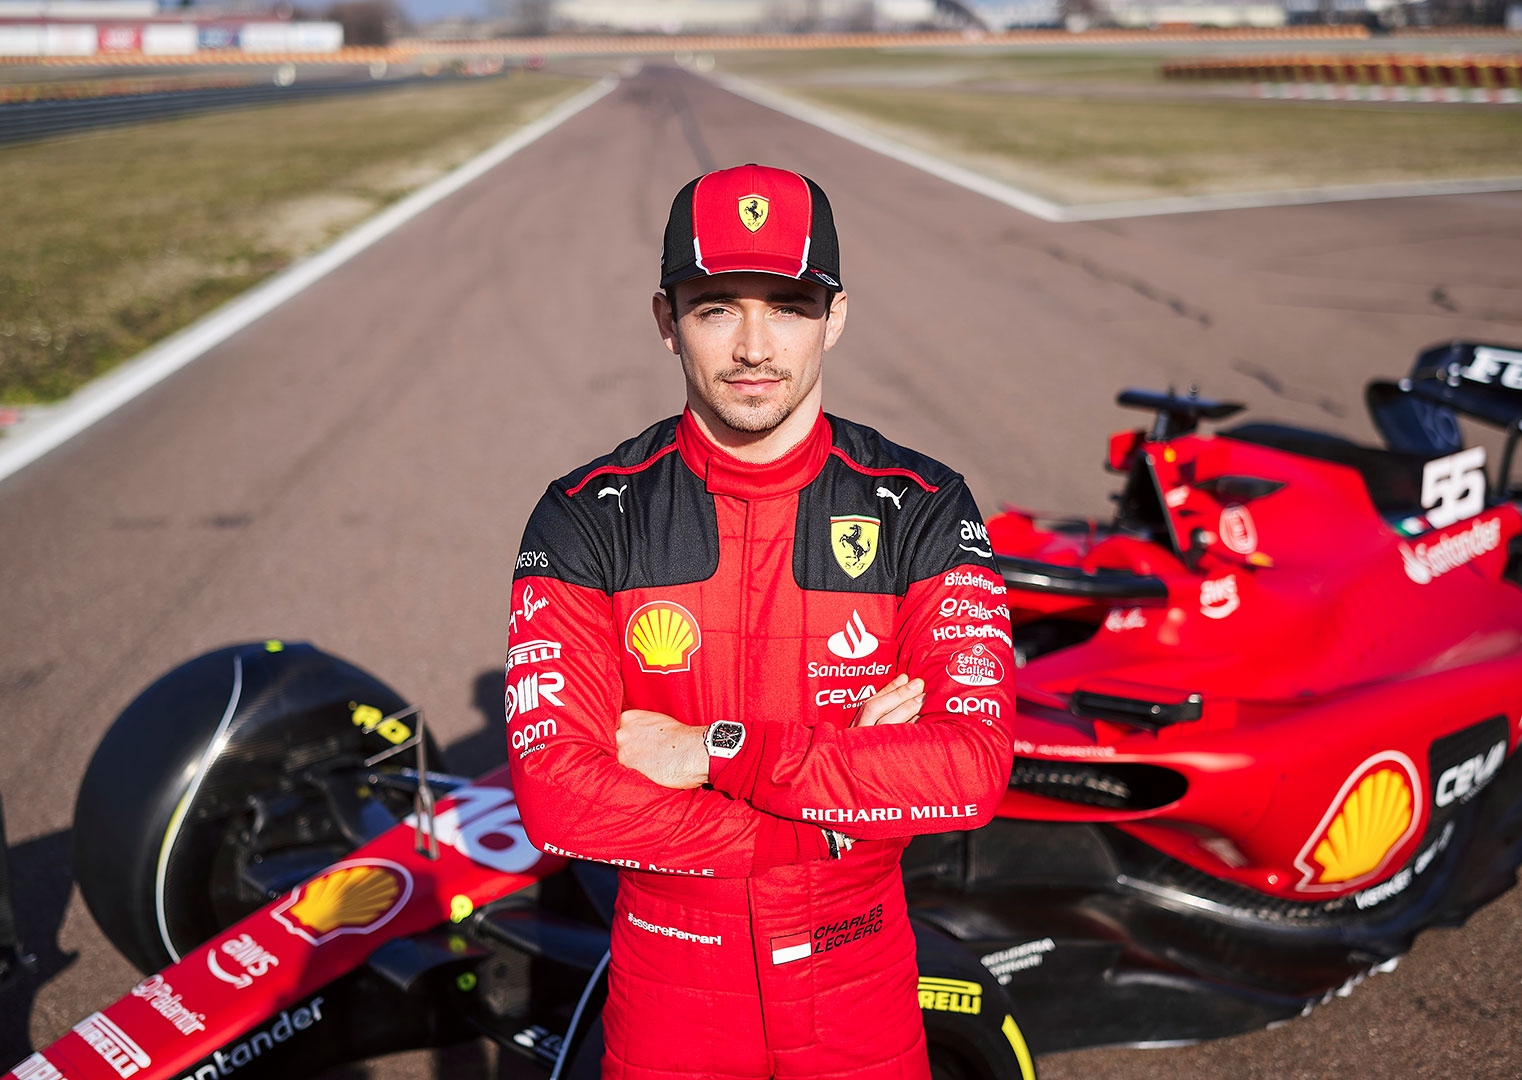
1001, 1014, 1036, 1080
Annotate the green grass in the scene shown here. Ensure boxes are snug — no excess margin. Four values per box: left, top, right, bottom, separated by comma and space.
715, 47, 1171, 85
793, 86, 1522, 202
0, 72, 589, 405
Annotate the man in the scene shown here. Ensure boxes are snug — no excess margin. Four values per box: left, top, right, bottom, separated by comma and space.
507, 164, 1016, 1079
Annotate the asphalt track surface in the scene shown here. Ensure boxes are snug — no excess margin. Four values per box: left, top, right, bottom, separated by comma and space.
3, 63, 1522, 1079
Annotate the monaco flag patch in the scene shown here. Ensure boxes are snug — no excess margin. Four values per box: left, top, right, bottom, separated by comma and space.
770, 932, 812, 965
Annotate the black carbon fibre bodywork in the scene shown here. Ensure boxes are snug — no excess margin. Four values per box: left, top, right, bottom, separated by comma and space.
901, 741, 1522, 1054
73, 641, 427, 974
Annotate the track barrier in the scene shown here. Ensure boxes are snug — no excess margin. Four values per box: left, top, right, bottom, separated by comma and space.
1163, 53, 1522, 102
0, 26, 1375, 66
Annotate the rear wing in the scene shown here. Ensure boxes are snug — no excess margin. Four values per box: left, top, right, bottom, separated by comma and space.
1368, 341, 1522, 495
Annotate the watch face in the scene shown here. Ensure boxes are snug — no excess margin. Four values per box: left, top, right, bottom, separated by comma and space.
710, 723, 744, 752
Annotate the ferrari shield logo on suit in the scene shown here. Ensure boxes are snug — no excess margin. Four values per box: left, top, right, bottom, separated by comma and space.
831, 515, 880, 578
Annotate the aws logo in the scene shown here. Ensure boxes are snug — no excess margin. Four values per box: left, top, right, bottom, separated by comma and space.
625, 600, 701, 674
1294, 752, 1422, 892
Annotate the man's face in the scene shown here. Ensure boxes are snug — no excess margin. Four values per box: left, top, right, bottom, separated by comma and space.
654, 272, 847, 436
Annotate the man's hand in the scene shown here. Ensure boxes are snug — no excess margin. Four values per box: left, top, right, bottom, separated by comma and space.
616, 710, 709, 789
853, 674, 924, 728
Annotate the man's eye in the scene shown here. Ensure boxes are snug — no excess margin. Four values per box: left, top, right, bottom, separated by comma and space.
777, 306, 805, 316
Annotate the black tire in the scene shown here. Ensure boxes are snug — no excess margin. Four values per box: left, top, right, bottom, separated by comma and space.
74, 641, 440, 973
928, 1042, 986, 1080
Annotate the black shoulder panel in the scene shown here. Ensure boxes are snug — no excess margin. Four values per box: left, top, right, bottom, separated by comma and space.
513, 416, 720, 594
793, 416, 989, 595
904, 478, 1001, 585
826, 415, 960, 492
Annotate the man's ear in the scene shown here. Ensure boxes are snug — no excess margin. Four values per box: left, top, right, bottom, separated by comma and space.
653, 290, 680, 357
823, 290, 848, 352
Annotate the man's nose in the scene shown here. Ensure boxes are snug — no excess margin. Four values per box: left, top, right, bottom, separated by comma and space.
734, 312, 770, 366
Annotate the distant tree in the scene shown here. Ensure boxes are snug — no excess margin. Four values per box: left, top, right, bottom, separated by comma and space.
514, 0, 553, 34
327, 0, 399, 44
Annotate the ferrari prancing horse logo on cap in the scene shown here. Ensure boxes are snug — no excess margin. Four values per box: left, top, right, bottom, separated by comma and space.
739, 195, 769, 233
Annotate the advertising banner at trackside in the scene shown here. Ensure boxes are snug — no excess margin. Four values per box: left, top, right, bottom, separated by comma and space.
238, 21, 343, 53
0, 19, 341, 57
43, 22, 95, 54
286, 21, 341, 51
96, 23, 140, 52
197, 24, 239, 50
142, 24, 197, 55
0, 25, 43, 55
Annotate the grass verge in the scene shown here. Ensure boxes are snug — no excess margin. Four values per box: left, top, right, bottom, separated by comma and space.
716, 47, 1168, 85
0, 71, 589, 405
787, 84, 1522, 203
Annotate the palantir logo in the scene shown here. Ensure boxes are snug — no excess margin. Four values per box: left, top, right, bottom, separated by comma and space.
828, 610, 879, 659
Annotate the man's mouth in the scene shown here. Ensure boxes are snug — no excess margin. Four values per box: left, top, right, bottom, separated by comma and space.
726, 378, 784, 397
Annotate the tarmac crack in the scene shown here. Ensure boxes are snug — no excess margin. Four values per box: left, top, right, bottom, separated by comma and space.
669, 81, 716, 173
1037, 242, 1212, 327
1230, 359, 1346, 417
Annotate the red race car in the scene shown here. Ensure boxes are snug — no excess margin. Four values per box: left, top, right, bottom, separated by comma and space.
6, 340, 1522, 1080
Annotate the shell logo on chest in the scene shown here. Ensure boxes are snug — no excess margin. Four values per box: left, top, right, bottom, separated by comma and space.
625, 600, 702, 674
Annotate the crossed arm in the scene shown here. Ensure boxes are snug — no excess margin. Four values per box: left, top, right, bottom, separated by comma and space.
615, 673, 926, 788
506, 481, 1016, 875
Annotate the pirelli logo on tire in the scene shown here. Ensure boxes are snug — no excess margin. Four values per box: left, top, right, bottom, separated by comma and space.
917, 977, 982, 1014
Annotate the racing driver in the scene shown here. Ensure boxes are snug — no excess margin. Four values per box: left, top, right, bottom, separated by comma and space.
506, 164, 1017, 1079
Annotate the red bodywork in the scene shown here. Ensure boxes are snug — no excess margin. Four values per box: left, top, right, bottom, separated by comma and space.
990, 427, 1522, 900
6, 770, 561, 1080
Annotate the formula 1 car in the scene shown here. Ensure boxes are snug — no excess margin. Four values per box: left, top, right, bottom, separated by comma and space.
7, 340, 1522, 1080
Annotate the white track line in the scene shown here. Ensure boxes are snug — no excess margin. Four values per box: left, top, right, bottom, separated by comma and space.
1062, 174, 1522, 220
713, 73, 1069, 223
0, 75, 618, 488
714, 72, 1522, 224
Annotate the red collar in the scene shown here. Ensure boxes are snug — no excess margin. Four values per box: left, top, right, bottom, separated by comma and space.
675, 407, 832, 499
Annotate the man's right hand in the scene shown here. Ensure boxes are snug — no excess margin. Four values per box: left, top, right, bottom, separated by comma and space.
853, 674, 924, 728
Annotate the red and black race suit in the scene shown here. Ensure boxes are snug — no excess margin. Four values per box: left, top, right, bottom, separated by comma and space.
508, 408, 1016, 1079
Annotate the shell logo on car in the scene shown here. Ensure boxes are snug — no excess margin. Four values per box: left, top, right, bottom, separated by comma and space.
1294, 752, 1422, 891
272, 859, 413, 945
625, 601, 701, 674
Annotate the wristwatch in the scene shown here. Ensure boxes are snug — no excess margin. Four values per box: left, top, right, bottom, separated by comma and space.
704, 720, 746, 759
823, 829, 855, 860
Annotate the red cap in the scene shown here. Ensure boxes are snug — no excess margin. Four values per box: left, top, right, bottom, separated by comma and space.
660, 164, 842, 292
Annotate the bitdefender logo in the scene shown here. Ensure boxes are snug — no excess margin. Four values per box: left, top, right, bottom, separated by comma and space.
827, 610, 879, 659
